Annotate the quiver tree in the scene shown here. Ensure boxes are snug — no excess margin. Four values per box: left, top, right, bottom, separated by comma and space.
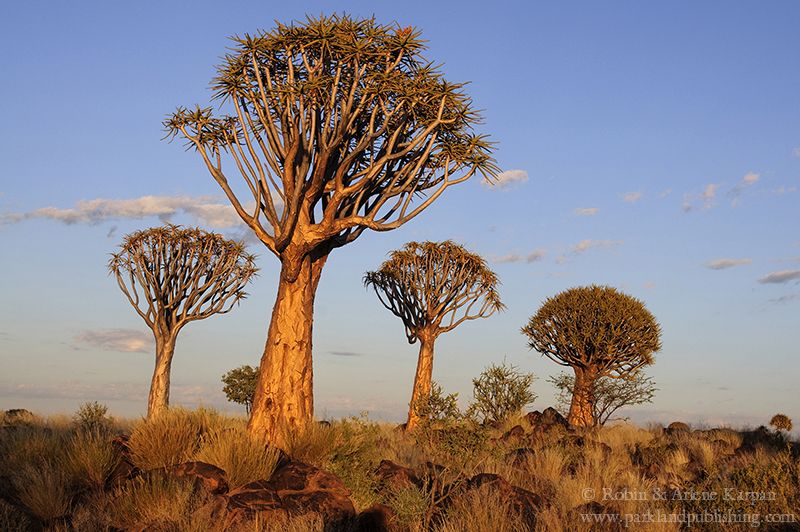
522, 285, 661, 427
164, 15, 497, 444
365, 241, 503, 430
109, 225, 257, 418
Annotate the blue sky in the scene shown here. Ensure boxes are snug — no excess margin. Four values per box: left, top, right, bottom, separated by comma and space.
1, 1, 798, 429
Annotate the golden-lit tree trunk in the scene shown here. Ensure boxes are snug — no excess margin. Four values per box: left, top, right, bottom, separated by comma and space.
406, 332, 436, 431
147, 334, 176, 419
568, 367, 596, 427
248, 252, 327, 447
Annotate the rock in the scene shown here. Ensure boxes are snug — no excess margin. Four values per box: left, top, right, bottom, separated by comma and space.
525, 407, 570, 436
507, 447, 537, 464
570, 502, 620, 530
374, 460, 421, 493
269, 461, 356, 528
106, 458, 138, 489
500, 425, 526, 444
541, 407, 569, 428
666, 421, 690, 434
167, 461, 229, 495
452, 473, 541, 527
226, 480, 289, 525
355, 503, 398, 532
559, 435, 612, 457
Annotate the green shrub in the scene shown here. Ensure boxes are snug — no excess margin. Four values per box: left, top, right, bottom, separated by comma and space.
413, 382, 462, 427
468, 362, 536, 425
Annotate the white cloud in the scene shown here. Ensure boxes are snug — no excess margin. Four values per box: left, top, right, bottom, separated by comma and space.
73, 329, 153, 353
574, 207, 599, 216
741, 172, 759, 186
622, 191, 643, 203
773, 186, 797, 196
758, 269, 800, 284
706, 258, 752, 270
682, 183, 717, 212
572, 239, 622, 253
1, 195, 248, 229
792, 147, 800, 158
484, 169, 528, 189
492, 249, 547, 264
659, 189, 672, 199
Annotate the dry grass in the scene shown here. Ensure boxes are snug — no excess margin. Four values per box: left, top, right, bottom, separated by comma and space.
11, 460, 73, 521
64, 427, 121, 489
435, 483, 532, 532
194, 423, 283, 487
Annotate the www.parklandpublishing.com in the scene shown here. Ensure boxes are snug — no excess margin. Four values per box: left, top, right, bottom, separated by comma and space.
580, 509, 797, 528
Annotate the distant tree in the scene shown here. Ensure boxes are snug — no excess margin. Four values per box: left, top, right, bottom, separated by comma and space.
468, 361, 536, 425
548, 370, 657, 426
365, 241, 503, 430
222, 365, 259, 414
165, 15, 497, 445
769, 413, 793, 433
522, 285, 661, 427
109, 225, 257, 418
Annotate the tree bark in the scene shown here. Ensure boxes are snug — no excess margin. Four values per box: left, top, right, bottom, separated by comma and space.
568, 366, 596, 427
147, 334, 176, 419
406, 332, 436, 431
248, 251, 327, 447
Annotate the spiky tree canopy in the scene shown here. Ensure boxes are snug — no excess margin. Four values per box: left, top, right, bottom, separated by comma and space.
164, 15, 497, 273
365, 241, 503, 343
109, 225, 258, 332
523, 285, 661, 377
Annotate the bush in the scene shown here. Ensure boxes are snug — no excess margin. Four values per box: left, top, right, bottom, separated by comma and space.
412, 382, 462, 427
12, 460, 74, 521
769, 413, 793, 432
221, 365, 258, 414
73, 401, 110, 432
468, 362, 536, 425
65, 428, 121, 490
128, 408, 222, 470
194, 425, 282, 487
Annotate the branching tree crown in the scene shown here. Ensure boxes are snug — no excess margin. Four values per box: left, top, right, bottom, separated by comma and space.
109, 225, 258, 334
364, 240, 503, 343
222, 365, 259, 414
523, 285, 661, 378
164, 15, 497, 274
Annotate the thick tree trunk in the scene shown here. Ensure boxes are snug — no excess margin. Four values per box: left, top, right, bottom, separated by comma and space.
147, 334, 176, 419
406, 332, 436, 431
568, 366, 596, 427
248, 252, 327, 447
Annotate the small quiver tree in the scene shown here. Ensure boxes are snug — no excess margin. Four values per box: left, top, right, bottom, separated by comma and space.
164, 15, 498, 445
365, 241, 503, 430
522, 285, 661, 428
109, 225, 257, 418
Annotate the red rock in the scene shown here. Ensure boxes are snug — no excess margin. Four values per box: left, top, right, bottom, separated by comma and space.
167, 461, 229, 494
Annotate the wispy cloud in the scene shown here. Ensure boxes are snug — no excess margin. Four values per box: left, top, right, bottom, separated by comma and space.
574, 207, 599, 216
769, 293, 800, 304
758, 269, 800, 284
741, 172, 759, 186
729, 172, 761, 207
682, 184, 717, 212
0, 195, 255, 229
328, 351, 366, 357
792, 147, 800, 158
622, 191, 643, 203
706, 258, 752, 270
484, 169, 528, 189
492, 249, 547, 264
73, 329, 153, 353
572, 239, 622, 254
772, 186, 797, 196
659, 189, 672, 199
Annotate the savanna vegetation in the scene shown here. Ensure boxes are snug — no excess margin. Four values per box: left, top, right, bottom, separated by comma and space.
3, 12, 796, 532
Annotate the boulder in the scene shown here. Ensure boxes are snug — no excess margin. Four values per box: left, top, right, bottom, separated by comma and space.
666, 421, 690, 434
374, 460, 421, 493
450, 473, 541, 527
268, 461, 356, 528
226, 480, 288, 523
500, 424, 526, 444
355, 503, 399, 532
167, 461, 229, 495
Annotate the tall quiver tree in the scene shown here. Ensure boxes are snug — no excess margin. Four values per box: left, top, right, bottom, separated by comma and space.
365, 241, 503, 430
522, 285, 661, 427
165, 15, 497, 444
109, 225, 257, 418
